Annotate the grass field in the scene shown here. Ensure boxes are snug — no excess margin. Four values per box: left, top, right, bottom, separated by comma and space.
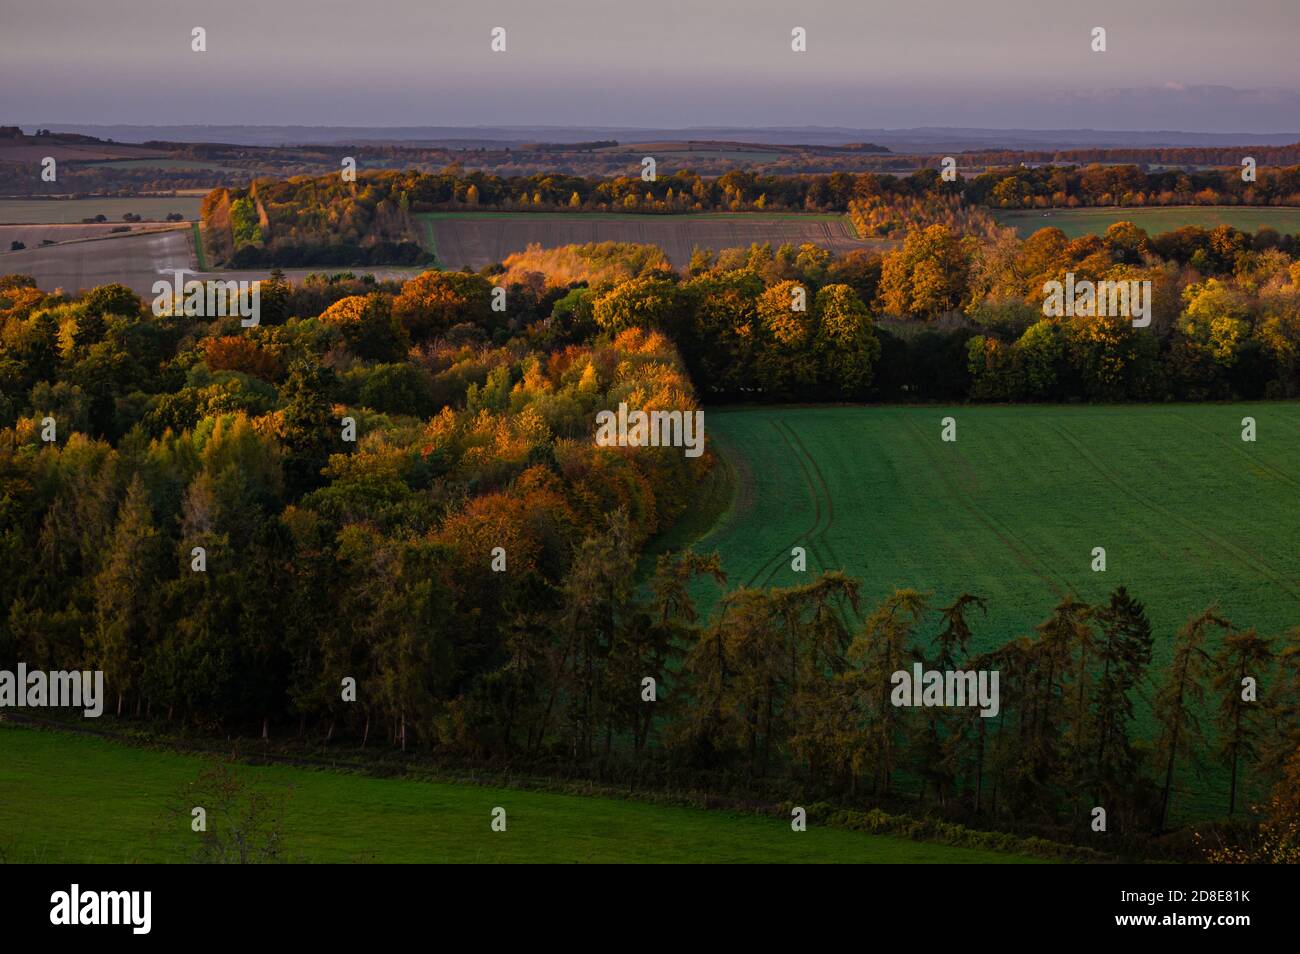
995, 206, 1300, 239
0, 725, 1038, 863
0, 196, 203, 224
690, 403, 1300, 819
417, 212, 875, 270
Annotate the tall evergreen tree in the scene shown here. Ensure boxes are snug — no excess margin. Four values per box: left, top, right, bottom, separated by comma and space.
849, 588, 926, 796
1212, 628, 1274, 815
1091, 587, 1154, 810
1156, 608, 1230, 831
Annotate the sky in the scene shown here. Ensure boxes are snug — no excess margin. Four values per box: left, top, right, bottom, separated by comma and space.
2, 0, 1298, 132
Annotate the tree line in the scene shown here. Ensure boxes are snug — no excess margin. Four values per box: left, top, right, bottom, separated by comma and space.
530, 221, 1300, 404
197, 162, 1300, 267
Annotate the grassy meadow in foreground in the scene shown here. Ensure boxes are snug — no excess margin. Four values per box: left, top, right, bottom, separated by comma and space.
0, 726, 1038, 864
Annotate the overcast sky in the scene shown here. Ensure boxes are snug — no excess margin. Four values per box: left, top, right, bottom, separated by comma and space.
2, 0, 1297, 131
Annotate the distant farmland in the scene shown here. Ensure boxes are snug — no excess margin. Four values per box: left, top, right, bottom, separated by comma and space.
0, 222, 183, 248
0, 196, 203, 224
419, 212, 879, 270
995, 205, 1300, 239
0, 228, 193, 295
84, 158, 240, 172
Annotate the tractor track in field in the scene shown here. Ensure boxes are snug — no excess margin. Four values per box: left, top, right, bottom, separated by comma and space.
780, 421, 847, 571
1169, 411, 1300, 493
904, 416, 1069, 599
1049, 422, 1300, 604
762, 420, 830, 585
780, 421, 859, 630
741, 417, 834, 589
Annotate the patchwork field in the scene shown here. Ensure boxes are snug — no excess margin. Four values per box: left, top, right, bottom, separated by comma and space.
0, 196, 203, 224
692, 404, 1300, 819
419, 212, 877, 269
995, 205, 1300, 239
0, 725, 1037, 863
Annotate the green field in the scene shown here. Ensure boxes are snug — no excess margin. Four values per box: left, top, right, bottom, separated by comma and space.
0, 196, 203, 224
995, 206, 1300, 239
0, 725, 1037, 863
692, 404, 1300, 817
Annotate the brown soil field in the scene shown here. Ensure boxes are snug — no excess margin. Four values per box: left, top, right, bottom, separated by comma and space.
2, 226, 425, 297
0, 228, 195, 295
425, 214, 881, 270
0, 142, 166, 163
0, 222, 184, 249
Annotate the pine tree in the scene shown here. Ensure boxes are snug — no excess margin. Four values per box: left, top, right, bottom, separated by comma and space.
1156, 608, 1230, 831
1266, 627, 1300, 773
911, 593, 986, 806
1091, 587, 1153, 808
1212, 628, 1274, 815
849, 588, 926, 795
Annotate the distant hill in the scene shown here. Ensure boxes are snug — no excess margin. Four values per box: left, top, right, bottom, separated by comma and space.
0, 126, 166, 162
21, 123, 1300, 151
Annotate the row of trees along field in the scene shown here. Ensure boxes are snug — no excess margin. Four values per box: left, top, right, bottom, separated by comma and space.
1, 254, 1299, 858
6, 219, 1300, 418
493, 221, 1300, 403
197, 163, 1300, 266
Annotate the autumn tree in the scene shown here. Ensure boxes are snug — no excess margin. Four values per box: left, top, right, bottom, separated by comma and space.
878, 225, 975, 319
391, 271, 492, 341
813, 283, 880, 397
